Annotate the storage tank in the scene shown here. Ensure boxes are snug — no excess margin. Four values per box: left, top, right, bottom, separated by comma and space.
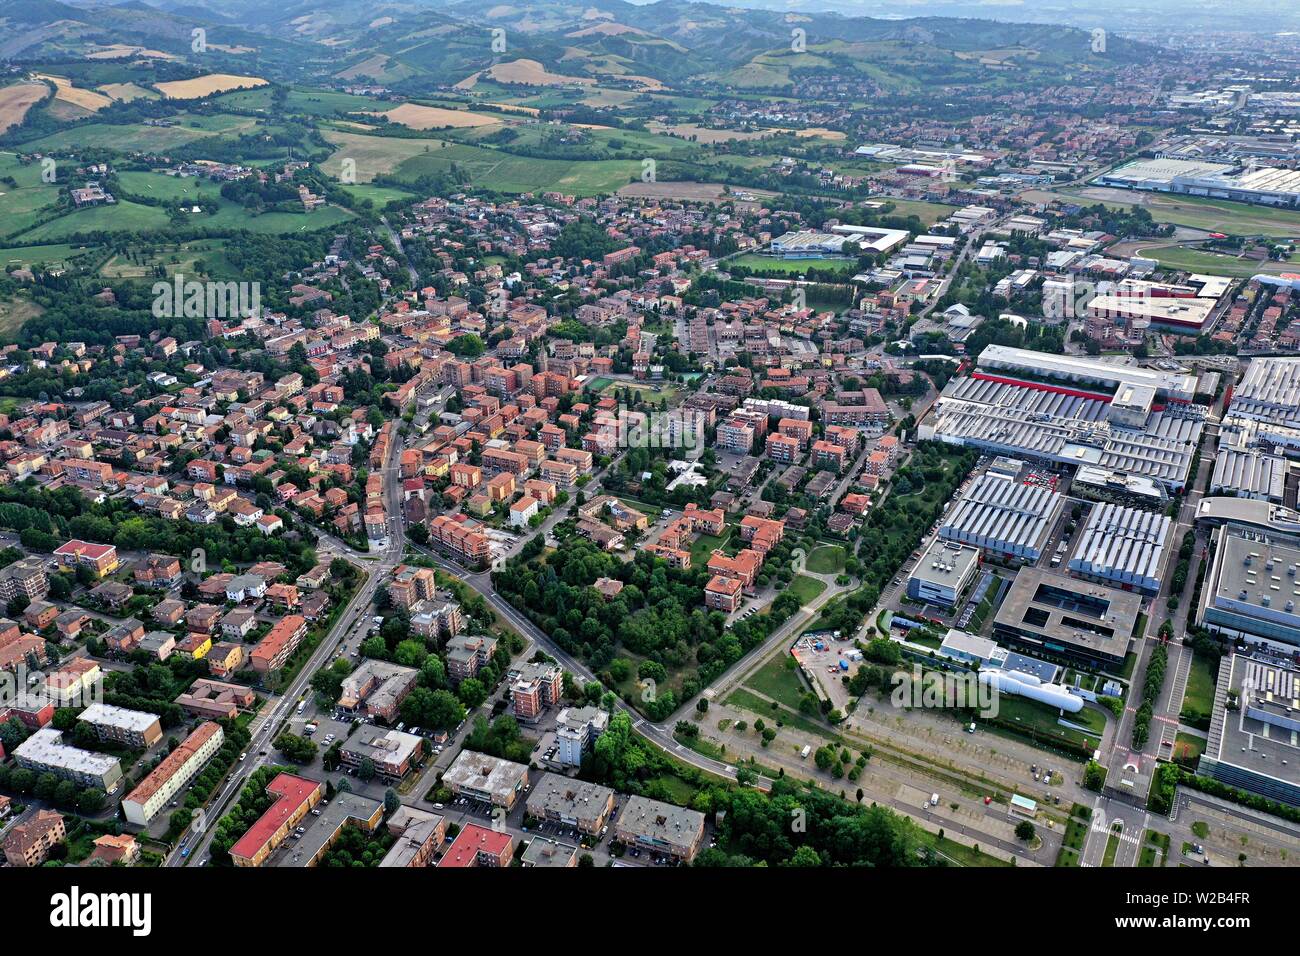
979, 669, 1084, 713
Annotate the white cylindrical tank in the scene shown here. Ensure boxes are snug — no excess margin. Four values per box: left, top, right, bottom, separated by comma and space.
979, 669, 1084, 713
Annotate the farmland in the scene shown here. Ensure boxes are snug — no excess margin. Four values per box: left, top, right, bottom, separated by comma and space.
0, 82, 49, 133
155, 74, 269, 99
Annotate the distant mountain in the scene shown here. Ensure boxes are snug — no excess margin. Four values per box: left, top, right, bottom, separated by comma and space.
0, 0, 1163, 91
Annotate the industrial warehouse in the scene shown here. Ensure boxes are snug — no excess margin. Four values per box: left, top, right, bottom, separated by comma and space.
1067, 502, 1171, 595
1095, 157, 1300, 208
919, 347, 1211, 494
939, 471, 1063, 563
1196, 522, 1300, 651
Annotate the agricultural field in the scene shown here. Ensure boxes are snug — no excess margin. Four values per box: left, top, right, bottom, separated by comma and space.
367, 103, 504, 130
321, 129, 448, 181
19, 122, 212, 152
154, 74, 269, 100
33, 73, 113, 115
0, 81, 50, 133
0, 151, 62, 237
460, 59, 596, 89
96, 82, 158, 102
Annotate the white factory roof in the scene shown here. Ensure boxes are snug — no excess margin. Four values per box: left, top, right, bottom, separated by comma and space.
1067, 502, 1171, 591
924, 376, 1204, 490
829, 224, 911, 253
1211, 446, 1287, 502
1228, 357, 1300, 429
1098, 157, 1236, 185
976, 345, 1200, 401
939, 471, 1061, 556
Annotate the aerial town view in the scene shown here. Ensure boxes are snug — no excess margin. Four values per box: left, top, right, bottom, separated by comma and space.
0, 0, 1289, 934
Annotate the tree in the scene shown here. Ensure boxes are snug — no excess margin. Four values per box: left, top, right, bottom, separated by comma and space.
384, 788, 401, 816
358, 757, 376, 781
400, 687, 465, 730
457, 678, 487, 709
274, 732, 318, 764
1015, 820, 1036, 843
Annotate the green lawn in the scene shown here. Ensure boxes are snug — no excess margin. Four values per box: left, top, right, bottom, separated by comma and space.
805, 545, 846, 574
1138, 829, 1170, 867
743, 653, 808, 711
1128, 243, 1296, 279
1102, 824, 1122, 867
991, 696, 1103, 750
729, 254, 855, 275
690, 529, 732, 567
1045, 188, 1300, 237
1180, 651, 1218, 729
879, 198, 958, 226
784, 574, 826, 606
15, 199, 171, 240
1055, 804, 1091, 867
1173, 731, 1206, 767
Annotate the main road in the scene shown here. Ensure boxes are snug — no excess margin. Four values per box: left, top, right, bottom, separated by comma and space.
168, 430, 407, 867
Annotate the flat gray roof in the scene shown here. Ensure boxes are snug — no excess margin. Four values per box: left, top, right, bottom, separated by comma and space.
1203, 654, 1300, 793
443, 750, 529, 802
993, 567, 1141, 660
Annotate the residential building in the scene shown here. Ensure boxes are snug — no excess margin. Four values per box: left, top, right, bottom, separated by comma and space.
122, 722, 224, 826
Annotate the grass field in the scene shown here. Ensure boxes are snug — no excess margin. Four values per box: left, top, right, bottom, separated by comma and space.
785, 574, 827, 606
881, 198, 958, 226
1124, 242, 1297, 278
321, 128, 640, 196
335, 182, 416, 207
743, 654, 808, 711
99, 240, 230, 279
115, 170, 223, 202
805, 545, 846, 574
1180, 651, 1218, 729
15, 199, 171, 241
0, 242, 97, 269
992, 695, 1104, 750
0, 152, 61, 236
1138, 829, 1170, 867
0, 295, 42, 336
1029, 187, 1300, 237
730, 254, 855, 274
1173, 732, 1206, 766
20, 122, 214, 152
